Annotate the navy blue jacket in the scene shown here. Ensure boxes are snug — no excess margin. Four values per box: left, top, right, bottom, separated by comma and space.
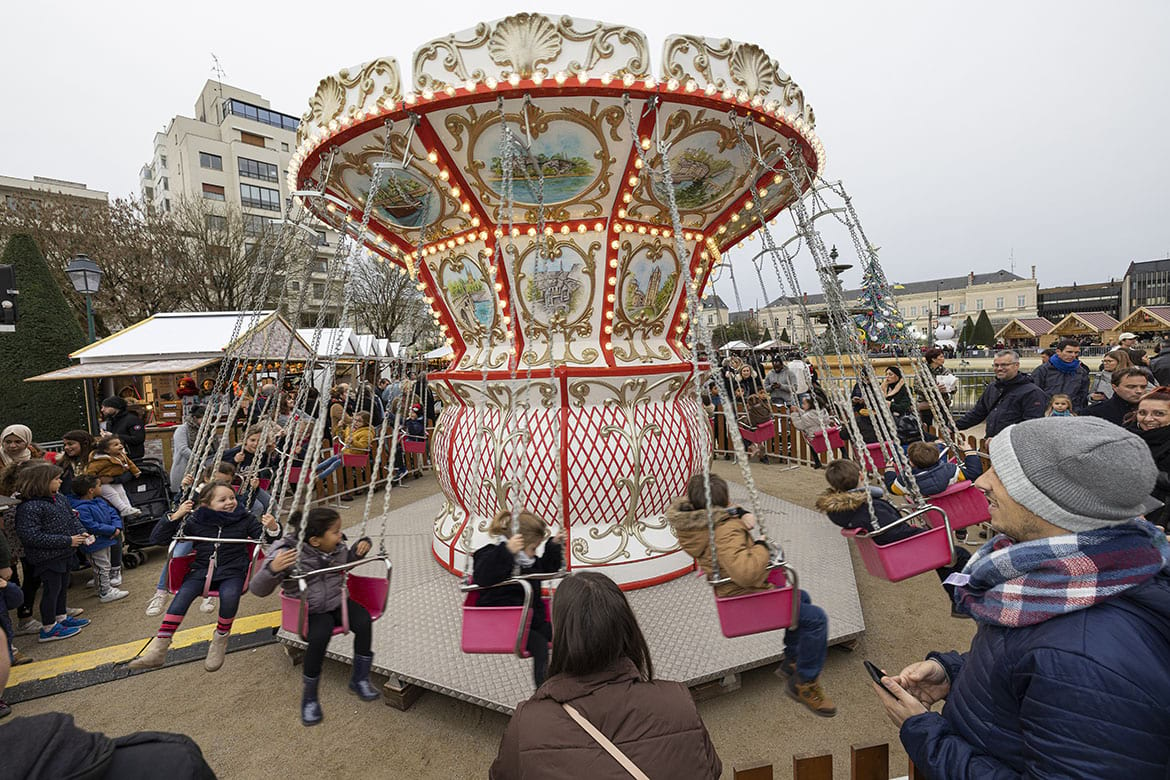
1082, 392, 1136, 428
149, 505, 279, 583
1028, 357, 1091, 413
14, 494, 85, 568
900, 574, 1170, 778
955, 373, 1047, 438
814, 488, 918, 545
472, 539, 563, 633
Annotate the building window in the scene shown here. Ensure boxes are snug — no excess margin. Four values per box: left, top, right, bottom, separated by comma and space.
995, 297, 1004, 310
975, 298, 983, 311
205, 214, 227, 231
281, 142, 289, 152
289, 281, 300, 292
1017, 294, 1026, 308
910, 306, 917, 316
708, 314, 714, 325
313, 260, 327, 275
313, 282, 326, 298
239, 183, 280, 211
959, 302, 966, 313
160, 177, 169, 191
316, 230, 328, 246
238, 157, 279, 183
160, 155, 167, 168
202, 183, 225, 201
243, 214, 269, 235
164, 199, 171, 212
143, 187, 154, 200
199, 152, 223, 170
240, 130, 266, 148
221, 98, 300, 132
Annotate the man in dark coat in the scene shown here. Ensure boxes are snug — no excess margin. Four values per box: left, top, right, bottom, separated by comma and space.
1149, 339, 1170, 386
872, 418, 1170, 778
100, 396, 146, 461
1082, 367, 1148, 427
954, 351, 1047, 438
1118, 331, 1149, 368
1028, 339, 1091, 412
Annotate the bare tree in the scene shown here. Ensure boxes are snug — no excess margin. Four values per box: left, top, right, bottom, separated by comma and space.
348, 253, 434, 344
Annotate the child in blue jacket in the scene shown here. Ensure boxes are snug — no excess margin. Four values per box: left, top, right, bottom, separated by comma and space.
69, 474, 129, 603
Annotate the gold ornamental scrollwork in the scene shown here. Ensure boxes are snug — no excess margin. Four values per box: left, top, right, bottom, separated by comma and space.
509, 237, 599, 366
300, 58, 402, 145
413, 23, 493, 91
661, 37, 807, 122
567, 376, 685, 564
611, 238, 677, 363
554, 17, 650, 77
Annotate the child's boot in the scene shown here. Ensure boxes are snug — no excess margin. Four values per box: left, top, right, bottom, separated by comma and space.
204, 631, 230, 672
301, 675, 323, 726
787, 674, 837, 717
129, 637, 171, 670
348, 653, 381, 701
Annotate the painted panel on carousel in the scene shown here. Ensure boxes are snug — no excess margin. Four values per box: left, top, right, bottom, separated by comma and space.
611, 237, 682, 363
510, 237, 602, 366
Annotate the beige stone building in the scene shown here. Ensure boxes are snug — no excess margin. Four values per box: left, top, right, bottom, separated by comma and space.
760, 268, 1039, 345
139, 81, 339, 324
0, 174, 108, 210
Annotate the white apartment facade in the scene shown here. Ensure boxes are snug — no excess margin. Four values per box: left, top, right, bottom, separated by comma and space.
139, 81, 339, 324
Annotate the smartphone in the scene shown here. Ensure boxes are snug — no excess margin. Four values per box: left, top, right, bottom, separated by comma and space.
864, 660, 897, 698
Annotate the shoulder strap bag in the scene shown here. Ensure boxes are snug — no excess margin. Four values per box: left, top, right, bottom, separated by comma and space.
561, 703, 651, 780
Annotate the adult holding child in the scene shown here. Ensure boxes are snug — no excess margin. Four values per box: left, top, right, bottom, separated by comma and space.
872, 417, 1170, 777
489, 571, 721, 780
99, 397, 146, 462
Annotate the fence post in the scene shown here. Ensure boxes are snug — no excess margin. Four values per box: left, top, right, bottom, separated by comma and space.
732, 761, 774, 780
849, 743, 889, 780
792, 752, 833, 780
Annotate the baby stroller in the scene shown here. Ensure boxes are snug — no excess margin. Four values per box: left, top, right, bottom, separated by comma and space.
120, 458, 174, 568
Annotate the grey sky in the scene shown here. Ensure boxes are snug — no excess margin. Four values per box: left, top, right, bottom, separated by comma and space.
3, 1, 1167, 304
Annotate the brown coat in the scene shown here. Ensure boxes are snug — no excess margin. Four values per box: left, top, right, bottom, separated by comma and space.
666, 498, 771, 597
490, 659, 721, 780
84, 452, 140, 481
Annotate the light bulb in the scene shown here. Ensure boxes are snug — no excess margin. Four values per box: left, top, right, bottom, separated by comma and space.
427, 151, 439, 164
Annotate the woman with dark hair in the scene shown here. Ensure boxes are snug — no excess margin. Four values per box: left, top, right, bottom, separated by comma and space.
490, 572, 721, 780
56, 430, 94, 497
1130, 387, 1170, 529
882, 366, 912, 417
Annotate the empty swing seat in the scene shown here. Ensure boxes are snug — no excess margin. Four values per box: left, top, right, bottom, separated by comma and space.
854, 442, 888, 471
738, 417, 776, 445
713, 565, 800, 638
923, 481, 990, 531
460, 578, 538, 657
807, 426, 845, 454
280, 557, 392, 642
841, 507, 954, 582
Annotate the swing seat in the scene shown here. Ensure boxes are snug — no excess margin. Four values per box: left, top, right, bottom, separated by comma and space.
854, 442, 887, 471
923, 482, 990, 531
460, 578, 537, 657
713, 565, 800, 637
165, 538, 262, 596
280, 557, 392, 642
257, 478, 271, 491
341, 453, 369, 468
402, 437, 426, 455
738, 418, 776, 445
807, 426, 845, 454
841, 507, 954, 582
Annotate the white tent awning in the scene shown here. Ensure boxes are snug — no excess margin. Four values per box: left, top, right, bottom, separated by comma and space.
27, 357, 217, 382
424, 345, 453, 360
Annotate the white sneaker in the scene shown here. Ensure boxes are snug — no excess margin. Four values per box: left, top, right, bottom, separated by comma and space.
85, 578, 95, 588
99, 588, 130, 603
66, 607, 85, 617
199, 596, 216, 613
119, 507, 142, 518
110, 569, 123, 587
15, 618, 43, 636
145, 592, 168, 617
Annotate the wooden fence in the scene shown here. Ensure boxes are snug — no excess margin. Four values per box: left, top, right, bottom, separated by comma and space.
734, 743, 924, 780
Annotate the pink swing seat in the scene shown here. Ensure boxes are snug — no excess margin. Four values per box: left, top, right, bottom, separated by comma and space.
280, 557, 392, 642
738, 417, 777, 445
712, 565, 800, 638
460, 578, 541, 657
922, 482, 990, 531
841, 506, 954, 582
341, 453, 369, 468
401, 437, 427, 455
853, 441, 888, 471
806, 426, 845, 454
165, 538, 262, 596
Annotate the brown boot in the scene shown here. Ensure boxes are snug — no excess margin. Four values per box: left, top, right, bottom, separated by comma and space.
204, 631, 230, 672
787, 675, 837, 717
128, 637, 171, 670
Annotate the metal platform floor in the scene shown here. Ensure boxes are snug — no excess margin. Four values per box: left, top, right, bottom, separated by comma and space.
279, 486, 865, 714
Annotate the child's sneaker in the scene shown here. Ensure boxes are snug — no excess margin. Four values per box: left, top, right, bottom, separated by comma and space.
85, 578, 95, 588
61, 616, 90, 629
120, 507, 143, 519
12, 649, 34, 665
786, 675, 837, 717
99, 588, 130, 603
65, 607, 84, 617
146, 592, 168, 616
15, 618, 42, 636
110, 568, 123, 587
199, 596, 216, 613
39, 622, 82, 642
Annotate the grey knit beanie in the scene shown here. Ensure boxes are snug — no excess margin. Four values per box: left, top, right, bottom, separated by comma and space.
989, 416, 1158, 532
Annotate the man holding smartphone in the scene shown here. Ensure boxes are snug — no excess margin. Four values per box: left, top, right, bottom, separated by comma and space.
871, 417, 1170, 778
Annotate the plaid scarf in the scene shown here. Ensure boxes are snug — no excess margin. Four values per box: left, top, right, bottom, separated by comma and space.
951, 520, 1170, 627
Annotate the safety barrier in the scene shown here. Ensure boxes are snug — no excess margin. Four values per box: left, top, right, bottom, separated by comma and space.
733, 743, 923, 780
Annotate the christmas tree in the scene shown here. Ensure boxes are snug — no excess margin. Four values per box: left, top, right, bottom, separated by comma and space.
853, 260, 909, 349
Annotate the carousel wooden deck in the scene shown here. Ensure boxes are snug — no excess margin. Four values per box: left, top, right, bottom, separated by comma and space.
278, 486, 865, 714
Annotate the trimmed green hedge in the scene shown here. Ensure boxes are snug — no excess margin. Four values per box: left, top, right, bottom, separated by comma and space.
0, 235, 87, 439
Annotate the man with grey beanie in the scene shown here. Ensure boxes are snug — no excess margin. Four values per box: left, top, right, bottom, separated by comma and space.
871, 417, 1170, 778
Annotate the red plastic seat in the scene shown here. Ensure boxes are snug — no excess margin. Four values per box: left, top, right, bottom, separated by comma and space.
923, 481, 990, 531
341, 453, 369, 468
841, 507, 954, 582
738, 417, 777, 445
460, 579, 538, 657
713, 566, 800, 638
402, 437, 426, 455
854, 441, 888, 471
280, 557, 392, 641
166, 539, 261, 596
806, 426, 845, 454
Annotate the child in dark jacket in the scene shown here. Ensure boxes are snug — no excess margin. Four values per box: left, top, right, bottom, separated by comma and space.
473, 509, 563, 688
130, 482, 280, 672
882, 441, 973, 498
12, 463, 92, 643
668, 473, 836, 717
250, 507, 379, 726
69, 474, 129, 603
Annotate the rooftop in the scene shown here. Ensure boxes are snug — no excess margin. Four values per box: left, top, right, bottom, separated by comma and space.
766, 269, 1025, 308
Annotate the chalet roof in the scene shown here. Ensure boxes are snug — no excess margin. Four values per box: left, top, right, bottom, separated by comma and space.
765, 269, 1024, 308
995, 317, 1056, 339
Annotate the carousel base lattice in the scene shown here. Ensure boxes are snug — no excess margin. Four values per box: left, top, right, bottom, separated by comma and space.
278, 487, 865, 714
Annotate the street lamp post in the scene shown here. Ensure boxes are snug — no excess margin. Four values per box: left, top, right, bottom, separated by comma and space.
65, 254, 103, 432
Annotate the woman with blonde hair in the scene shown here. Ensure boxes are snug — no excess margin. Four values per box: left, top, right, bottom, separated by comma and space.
1089, 349, 1133, 404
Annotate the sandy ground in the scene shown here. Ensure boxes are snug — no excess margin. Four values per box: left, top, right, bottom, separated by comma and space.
6, 464, 978, 779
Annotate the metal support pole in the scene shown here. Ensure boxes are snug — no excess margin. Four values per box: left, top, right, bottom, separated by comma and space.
84, 294, 99, 432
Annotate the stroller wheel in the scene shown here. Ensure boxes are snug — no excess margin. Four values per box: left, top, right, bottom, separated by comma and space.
123, 553, 139, 570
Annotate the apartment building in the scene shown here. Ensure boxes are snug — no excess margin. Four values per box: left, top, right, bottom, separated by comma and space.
139, 81, 339, 324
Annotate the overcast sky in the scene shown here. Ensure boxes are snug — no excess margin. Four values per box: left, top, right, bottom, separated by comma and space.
3, 1, 1167, 302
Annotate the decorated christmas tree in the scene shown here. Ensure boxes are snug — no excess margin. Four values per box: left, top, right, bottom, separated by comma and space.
853, 259, 909, 349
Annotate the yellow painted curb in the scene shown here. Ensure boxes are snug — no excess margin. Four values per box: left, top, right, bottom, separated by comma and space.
9, 610, 281, 686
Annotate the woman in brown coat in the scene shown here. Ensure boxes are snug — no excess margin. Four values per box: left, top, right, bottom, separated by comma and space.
489, 572, 721, 780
